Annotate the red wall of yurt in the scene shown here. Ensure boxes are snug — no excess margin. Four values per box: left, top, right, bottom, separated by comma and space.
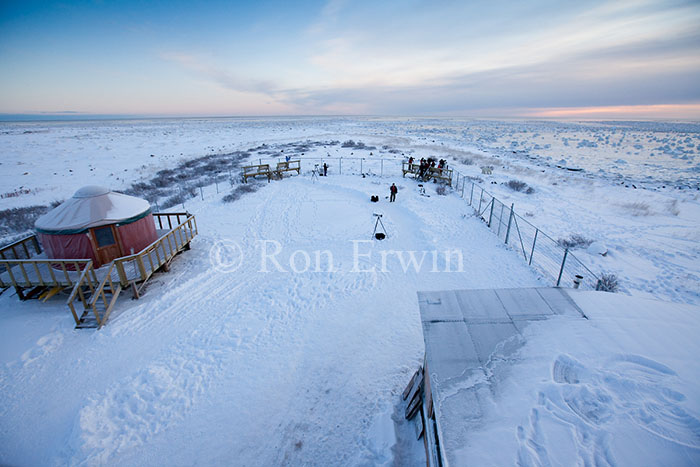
116, 213, 158, 255
38, 231, 98, 264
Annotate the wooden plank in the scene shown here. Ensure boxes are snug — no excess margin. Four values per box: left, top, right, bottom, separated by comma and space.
403, 369, 422, 400
47, 262, 58, 284
67, 302, 80, 326
5, 262, 19, 287
136, 257, 148, 281
61, 262, 70, 285
18, 263, 31, 287
32, 262, 45, 286
98, 284, 122, 329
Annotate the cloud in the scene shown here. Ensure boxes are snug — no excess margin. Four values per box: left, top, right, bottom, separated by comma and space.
160, 52, 278, 96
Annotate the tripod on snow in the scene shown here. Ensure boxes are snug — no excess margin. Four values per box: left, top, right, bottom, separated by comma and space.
373, 213, 387, 240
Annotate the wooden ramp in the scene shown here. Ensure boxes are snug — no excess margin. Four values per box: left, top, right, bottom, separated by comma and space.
413, 287, 586, 467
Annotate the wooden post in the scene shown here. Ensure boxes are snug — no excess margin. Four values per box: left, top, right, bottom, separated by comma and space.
488, 198, 495, 227
469, 183, 474, 205
477, 187, 484, 213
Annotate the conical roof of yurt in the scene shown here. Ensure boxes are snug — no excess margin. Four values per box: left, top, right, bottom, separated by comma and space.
35, 186, 151, 234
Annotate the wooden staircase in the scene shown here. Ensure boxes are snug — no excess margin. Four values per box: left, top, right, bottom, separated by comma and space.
66, 261, 122, 329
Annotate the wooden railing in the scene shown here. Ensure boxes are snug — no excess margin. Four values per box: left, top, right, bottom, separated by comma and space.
242, 164, 271, 182
402, 162, 453, 186
65, 261, 122, 328
0, 258, 95, 289
0, 234, 42, 260
114, 213, 197, 292
275, 160, 301, 174
153, 212, 191, 230
66, 260, 97, 325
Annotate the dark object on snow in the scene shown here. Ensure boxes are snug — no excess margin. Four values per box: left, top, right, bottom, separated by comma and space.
370, 195, 379, 202
372, 213, 387, 239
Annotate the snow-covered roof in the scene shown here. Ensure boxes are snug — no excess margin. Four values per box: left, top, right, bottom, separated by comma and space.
35, 186, 151, 234
418, 288, 700, 466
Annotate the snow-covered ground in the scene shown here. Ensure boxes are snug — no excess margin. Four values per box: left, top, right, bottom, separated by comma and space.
1, 117, 698, 304
1, 174, 542, 465
1, 117, 699, 465
451, 290, 700, 466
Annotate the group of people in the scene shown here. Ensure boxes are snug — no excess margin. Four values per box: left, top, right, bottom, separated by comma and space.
407, 157, 448, 179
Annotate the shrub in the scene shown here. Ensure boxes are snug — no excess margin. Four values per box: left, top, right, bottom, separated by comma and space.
557, 234, 593, 249
436, 185, 447, 196
505, 179, 528, 192
222, 183, 260, 203
0, 205, 49, 239
596, 273, 619, 292
619, 201, 652, 216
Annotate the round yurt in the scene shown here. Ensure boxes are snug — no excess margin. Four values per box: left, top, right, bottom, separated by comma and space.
35, 186, 158, 268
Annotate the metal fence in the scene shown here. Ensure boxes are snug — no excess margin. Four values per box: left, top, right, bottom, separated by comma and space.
158, 156, 603, 290
451, 171, 601, 290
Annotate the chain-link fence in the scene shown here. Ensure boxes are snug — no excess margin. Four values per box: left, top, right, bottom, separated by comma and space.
156, 156, 603, 290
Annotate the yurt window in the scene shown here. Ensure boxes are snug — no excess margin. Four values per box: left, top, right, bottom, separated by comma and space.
94, 226, 116, 247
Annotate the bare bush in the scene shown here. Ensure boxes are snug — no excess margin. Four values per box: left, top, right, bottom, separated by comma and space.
667, 199, 680, 216
454, 156, 474, 165
505, 179, 534, 194
619, 201, 652, 216
596, 273, 619, 292
436, 185, 447, 196
0, 205, 49, 239
557, 234, 594, 249
222, 183, 260, 203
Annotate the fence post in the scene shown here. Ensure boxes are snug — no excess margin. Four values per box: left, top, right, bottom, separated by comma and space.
199, 186, 204, 200
488, 198, 495, 227
529, 228, 538, 265
461, 176, 465, 197
556, 248, 569, 286
504, 203, 514, 244
215, 180, 219, 194
477, 187, 484, 213
469, 183, 474, 205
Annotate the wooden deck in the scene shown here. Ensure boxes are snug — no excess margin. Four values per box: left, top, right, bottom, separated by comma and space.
0, 228, 172, 288
0, 212, 198, 328
402, 161, 453, 186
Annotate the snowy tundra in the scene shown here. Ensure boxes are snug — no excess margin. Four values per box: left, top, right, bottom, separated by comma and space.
0, 117, 699, 465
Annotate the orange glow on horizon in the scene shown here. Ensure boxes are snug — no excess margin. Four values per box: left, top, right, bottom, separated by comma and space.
523, 104, 700, 119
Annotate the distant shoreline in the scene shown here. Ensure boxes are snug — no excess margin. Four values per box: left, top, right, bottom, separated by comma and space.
1, 114, 699, 125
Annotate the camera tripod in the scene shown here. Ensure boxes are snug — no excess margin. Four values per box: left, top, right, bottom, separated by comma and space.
372, 213, 387, 239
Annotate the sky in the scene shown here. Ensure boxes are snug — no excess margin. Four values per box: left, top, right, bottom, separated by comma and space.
1, 0, 699, 119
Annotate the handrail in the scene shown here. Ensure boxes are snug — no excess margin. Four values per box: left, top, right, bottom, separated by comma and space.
0, 258, 93, 288
89, 262, 115, 309
114, 214, 197, 286
0, 234, 42, 260
65, 260, 95, 325
65, 260, 94, 305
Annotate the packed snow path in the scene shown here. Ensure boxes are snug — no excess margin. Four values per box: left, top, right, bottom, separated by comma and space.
0, 175, 542, 465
